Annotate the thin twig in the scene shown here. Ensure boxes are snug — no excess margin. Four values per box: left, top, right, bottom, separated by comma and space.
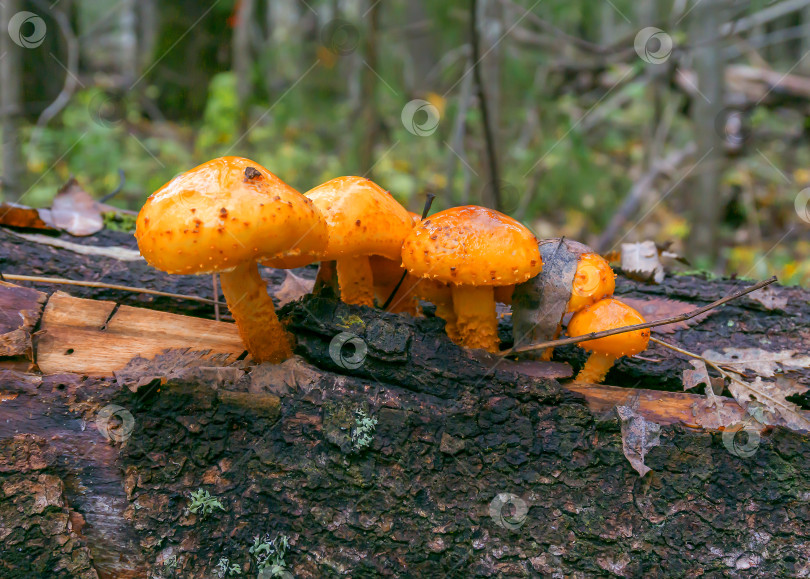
501, 276, 777, 356
1, 273, 226, 306
98, 169, 126, 203
381, 193, 436, 311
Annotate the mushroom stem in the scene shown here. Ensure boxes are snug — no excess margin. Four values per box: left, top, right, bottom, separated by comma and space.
574, 352, 617, 384
336, 256, 375, 306
220, 262, 292, 364
452, 285, 499, 353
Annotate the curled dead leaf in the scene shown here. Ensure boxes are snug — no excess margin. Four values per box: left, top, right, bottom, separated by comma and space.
621, 241, 664, 284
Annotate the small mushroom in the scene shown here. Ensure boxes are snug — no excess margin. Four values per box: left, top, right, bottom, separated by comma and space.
135, 156, 327, 364
402, 205, 542, 352
567, 252, 616, 312
566, 298, 650, 384
268, 176, 413, 307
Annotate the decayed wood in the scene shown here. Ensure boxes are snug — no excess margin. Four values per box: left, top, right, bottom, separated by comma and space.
1, 228, 810, 577
0, 280, 803, 430
36, 291, 245, 376
0, 281, 47, 370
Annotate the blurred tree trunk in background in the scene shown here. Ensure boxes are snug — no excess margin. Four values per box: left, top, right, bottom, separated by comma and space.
137, 0, 157, 76
476, 0, 502, 208
119, 0, 138, 85
688, 0, 726, 266
233, 0, 255, 134
1, 0, 22, 198
266, 0, 303, 97
358, 0, 380, 176
403, 0, 437, 95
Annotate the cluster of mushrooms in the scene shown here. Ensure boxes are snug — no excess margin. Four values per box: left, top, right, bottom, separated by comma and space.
135, 156, 650, 384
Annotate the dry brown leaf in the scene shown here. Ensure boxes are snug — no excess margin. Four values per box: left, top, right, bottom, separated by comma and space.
690, 397, 747, 430
616, 405, 661, 477
702, 347, 810, 377
50, 178, 104, 236
747, 286, 789, 311
620, 297, 714, 333
683, 359, 711, 391
274, 270, 315, 306
0, 203, 55, 230
512, 238, 583, 356
725, 376, 810, 433
621, 241, 664, 284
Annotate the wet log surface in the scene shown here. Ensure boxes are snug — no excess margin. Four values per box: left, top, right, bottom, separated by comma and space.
1, 227, 810, 578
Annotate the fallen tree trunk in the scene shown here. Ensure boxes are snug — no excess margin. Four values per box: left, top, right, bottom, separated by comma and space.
1, 227, 810, 578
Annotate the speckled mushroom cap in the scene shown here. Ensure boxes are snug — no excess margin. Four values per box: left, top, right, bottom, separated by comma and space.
401, 205, 542, 286
567, 298, 649, 356
135, 156, 327, 274
305, 176, 413, 261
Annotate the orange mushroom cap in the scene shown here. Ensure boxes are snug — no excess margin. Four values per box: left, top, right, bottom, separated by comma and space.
135, 156, 327, 274
567, 298, 649, 356
401, 205, 542, 285
308, 176, 413, 260
264, 176, 412, 269
567, 252, 616, 312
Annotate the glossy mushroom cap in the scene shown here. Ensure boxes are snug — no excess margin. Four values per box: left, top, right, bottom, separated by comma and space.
306, 176, 413, 261
567, 298, 649, 356
402, 205, 542, 285
135, 156, 327, 274
567, 253, 616, 312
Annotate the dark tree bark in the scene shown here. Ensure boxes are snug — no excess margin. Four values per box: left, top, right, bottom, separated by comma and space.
1, 228, 809, 578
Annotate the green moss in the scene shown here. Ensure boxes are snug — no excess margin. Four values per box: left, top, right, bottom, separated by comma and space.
102, 211, 137, 232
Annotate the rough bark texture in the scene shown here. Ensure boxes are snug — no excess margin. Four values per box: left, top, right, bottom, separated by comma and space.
1, 227, 810, 578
